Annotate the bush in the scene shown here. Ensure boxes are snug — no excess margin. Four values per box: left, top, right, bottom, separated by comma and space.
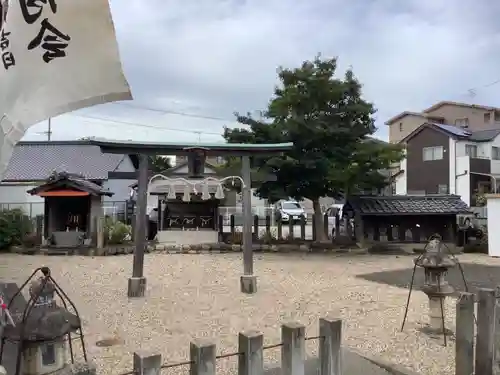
104, 218, 132, 245
463, 225, 488, 254
22, 233, 41, 248
0, 208, 33, 250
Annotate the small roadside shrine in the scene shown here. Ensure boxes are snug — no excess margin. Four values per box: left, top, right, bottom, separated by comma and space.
27, 171, 113, 248
343, 195, 470, 245
90, 139, 293, 297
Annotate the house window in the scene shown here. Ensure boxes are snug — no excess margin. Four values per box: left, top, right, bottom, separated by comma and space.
41, 343, 56, 365
495, 111, 500, 122
484, 113, 491, 123
465, 144, 478, 158
399, 122, 403, 132
438, 184, 448, 194
455, 118, 469, 128
428, 117, 445, 124
423, 146, 444, 161
493, 146, 500, 160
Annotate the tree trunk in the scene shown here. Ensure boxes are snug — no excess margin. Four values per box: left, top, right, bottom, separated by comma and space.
312, 199, 327, 242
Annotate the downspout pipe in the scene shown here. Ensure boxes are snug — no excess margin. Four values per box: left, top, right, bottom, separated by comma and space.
454, 140, 468, 194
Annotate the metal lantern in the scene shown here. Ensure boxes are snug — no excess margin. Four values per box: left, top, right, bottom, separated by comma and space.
0, 267, 87, 375
401, 235, 460, 346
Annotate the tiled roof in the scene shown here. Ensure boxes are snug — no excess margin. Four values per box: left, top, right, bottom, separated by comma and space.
433, 123, 500, 142
3, 141, 128, 181
434, 124, 471, 137
468, 128, 500, 142
27, 172, 113, 196
345, 195, 470, 216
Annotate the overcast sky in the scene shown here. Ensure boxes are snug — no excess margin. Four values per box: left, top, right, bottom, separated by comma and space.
24, 0, 500, 143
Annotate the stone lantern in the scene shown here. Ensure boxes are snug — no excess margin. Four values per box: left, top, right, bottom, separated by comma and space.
414, 237, 457, 334
0, 267, 90, 375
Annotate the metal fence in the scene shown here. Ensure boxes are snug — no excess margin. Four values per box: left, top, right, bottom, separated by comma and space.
0, 201, 128, 220
116, 316, 341, 375
0, 202, 44, 218
217, 206, 315, 226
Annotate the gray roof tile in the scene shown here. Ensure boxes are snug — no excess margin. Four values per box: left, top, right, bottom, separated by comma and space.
468, 128, 500, 142
434, 124, 472, 137
27, 172, 114, 196
345, 195, 470, 215
432, 123, 500, 142
3, 141, 127, 181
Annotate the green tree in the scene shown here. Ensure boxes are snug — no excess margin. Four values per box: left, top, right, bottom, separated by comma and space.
149, 155, 172, 174
222, 56, 404, 240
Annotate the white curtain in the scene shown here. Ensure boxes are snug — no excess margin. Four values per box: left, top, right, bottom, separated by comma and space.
0, 0, 132, 177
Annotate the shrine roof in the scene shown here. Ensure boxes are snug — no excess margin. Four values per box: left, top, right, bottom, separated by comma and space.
88, 138, 293, 155
344, 195, 470, 216
27, 171, 114, 197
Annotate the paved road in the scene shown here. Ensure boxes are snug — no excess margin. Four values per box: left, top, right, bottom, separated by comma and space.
264, 353, 392, 375
223, 224, 316, 240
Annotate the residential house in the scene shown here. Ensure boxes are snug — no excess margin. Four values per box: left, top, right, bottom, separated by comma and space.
394, 123, 500, 207
175, 155, 226, 167
0, 140, 138, 216
385, 101, 500, 143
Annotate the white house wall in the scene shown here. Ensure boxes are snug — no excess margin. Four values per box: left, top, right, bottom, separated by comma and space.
456, 156, 471, 206
457, 136, 500, 191
449, 138, 456, 194
0, 183, 45, 215
491, 136, 500, 176
102, 156, 136, 203
395, 157, 407, 195
168, 164, 218, 176
456, 140, 489, 158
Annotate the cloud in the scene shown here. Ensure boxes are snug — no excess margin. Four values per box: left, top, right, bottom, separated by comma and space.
25, 0, 500, 142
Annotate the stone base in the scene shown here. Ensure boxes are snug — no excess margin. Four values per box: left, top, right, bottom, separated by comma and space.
128, 277, 147, 298
240, 275, 257, 294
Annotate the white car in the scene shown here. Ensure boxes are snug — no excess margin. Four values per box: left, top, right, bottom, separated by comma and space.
275, 200, 307, 223
148, 206, 158, 222
326, 205, 351, 238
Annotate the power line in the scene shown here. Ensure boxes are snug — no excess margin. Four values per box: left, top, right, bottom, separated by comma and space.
68, 113, 224, 136
463, 78, 500, 98
109, 101, 236, 122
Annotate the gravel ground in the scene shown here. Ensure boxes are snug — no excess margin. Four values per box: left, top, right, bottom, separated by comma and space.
1, 252, 496, 375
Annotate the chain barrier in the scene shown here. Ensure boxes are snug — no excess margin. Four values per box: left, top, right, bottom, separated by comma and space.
114, 335, 325, 375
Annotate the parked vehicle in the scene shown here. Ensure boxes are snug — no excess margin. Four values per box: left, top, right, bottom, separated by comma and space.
457, 214, 483, 246
326, 205, 343, 238
148, 207, 158, 240
275, 200, 307, 224
325, 204, 355, 238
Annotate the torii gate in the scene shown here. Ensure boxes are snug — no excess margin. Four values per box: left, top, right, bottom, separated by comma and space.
90, 139, 293, 297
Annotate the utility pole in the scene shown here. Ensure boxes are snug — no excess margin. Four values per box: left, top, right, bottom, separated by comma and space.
47, 118, 52, 141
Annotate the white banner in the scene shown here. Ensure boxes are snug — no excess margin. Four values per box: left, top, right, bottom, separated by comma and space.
0, 0, 132, 177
